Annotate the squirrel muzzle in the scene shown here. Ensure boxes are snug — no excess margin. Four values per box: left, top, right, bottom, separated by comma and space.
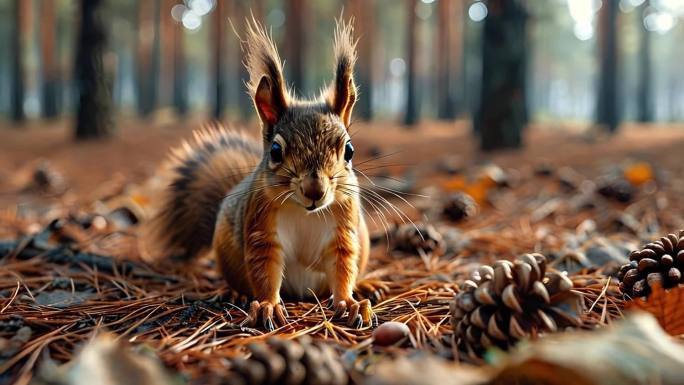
301, 173, 328, 210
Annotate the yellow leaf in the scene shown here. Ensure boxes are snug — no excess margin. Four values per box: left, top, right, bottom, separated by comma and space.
130, 193, 151, 207
624, 162, 653, 186
442, 175, 467, 192
464, 181, 489, 205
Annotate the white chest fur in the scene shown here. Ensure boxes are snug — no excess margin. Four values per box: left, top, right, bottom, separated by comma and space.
276, 204, 337, 299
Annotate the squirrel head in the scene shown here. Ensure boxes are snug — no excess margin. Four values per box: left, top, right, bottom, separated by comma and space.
243, 17, 359, 212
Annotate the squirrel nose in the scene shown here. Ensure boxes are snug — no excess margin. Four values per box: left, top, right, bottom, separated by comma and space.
302, 173, 326, 202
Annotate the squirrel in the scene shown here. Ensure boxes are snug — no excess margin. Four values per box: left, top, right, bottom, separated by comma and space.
149, 18, 373, 330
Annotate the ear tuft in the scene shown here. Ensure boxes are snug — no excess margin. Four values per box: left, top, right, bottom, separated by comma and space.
242, 16, 289, 135
326, 17, 358, 127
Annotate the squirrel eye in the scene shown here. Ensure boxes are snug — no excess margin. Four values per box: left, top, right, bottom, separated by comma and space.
344, 141, 354, 162
270, 142, 283, 163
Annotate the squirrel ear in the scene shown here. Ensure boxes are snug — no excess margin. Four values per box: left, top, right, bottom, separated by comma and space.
254, 76, 287, 127
327, 18, 357, 127
330, 69, 357, 127
244, 17, 288, 139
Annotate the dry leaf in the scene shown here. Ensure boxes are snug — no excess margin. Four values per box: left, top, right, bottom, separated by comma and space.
623, 162, 653, 186
442, 175, 468, 192
363, 356, 487, 385
30, 333, 178, 385
624, 282, 684, 335
489, 312, 684, 385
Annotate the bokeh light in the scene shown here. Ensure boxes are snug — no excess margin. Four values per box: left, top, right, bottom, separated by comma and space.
389, 58, 406, 77
468, 2, 488, 22
182, 10, 202, 31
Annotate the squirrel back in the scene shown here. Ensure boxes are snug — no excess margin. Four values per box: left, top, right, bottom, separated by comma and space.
148, 123, 261, 259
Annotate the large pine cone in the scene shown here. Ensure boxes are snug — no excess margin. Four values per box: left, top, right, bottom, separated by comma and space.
617, 230, 684, 298
450, 253, 584, 359
222, 336, 348, 385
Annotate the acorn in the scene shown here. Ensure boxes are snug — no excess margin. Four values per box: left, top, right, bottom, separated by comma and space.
373, 321, 411, 347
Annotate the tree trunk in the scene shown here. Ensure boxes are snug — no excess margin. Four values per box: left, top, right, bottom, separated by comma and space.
171, 10, 188, 117
136, 0, 160, 117
347, 0, 374, 120
436, 0, 464, 120
211, 0, 226, 120
11, 0, 27, 122
285, 0, 306, 94
404, 0, 419, 126
450, 1, 465, 118
636, 1, 653, 123
74, 0, 112, 139
41, 0, 60, 118
596, 0, 620, 132
159, 0, 173, 108
476, 0, 527, 151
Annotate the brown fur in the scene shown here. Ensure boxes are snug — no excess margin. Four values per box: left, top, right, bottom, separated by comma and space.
148, 123, 261, 259
151, 17, 371, 328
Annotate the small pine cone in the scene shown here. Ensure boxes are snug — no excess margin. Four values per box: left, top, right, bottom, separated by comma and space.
225, 336, 348, 385
442, 193, 478, 222
31, 160, 65, 193
617, 230, 684, 298
392, 223, 445, 256
450, 253, 584, 360
596, 177, 634, 203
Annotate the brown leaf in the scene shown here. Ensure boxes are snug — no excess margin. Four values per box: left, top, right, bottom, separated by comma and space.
363, 356, 488, 385
625, 281, 684, 335
489, 312, 684, 385
30, 333, 177, 385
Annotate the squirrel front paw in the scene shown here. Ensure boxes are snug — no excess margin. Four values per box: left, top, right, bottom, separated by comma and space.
245, 300, 288, 331
332, 298, 374, 328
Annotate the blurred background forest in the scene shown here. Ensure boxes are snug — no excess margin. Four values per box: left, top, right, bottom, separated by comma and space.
1, 0, 684, 147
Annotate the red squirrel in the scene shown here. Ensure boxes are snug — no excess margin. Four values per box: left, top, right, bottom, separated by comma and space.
150, 18, 372, 330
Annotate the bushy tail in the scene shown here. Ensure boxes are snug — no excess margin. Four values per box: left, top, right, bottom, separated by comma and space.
146, 123, 262, 260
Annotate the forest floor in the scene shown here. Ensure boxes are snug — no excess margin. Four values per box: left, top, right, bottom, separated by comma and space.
1, 118, 684, 384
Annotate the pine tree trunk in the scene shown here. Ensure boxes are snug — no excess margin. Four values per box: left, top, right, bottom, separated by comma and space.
151, 0, 161, 113
74, 0, 112, 139
404, 0, 419, 126
159, 0, 174, 108
136, 0, 160, 117
172, 10, 188, 117
596, 0, 620, 132
450, 2, 465, 118
476, 0, 527, 151
11, 0, 27, 122
285, 0, 306, 93
637, 1, 653, 123
436, 0, 462, 120
211, 0, 226, 120
41, 0, 60, 118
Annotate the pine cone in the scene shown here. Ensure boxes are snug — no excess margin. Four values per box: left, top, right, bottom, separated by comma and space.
596, 177, 634, 203
617, 231, 684, 298
450, 253, 584, 359
391, 223, 445, 256
224, 336, 348, 385
442, 193, 478, 222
